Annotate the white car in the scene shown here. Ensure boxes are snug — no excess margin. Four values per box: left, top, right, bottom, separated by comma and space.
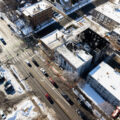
0, 110, 6, 120
25, 60, 32, 67
40, 68, 49, 77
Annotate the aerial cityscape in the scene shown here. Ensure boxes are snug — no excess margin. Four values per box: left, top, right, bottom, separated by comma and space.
0, 0, 120, 120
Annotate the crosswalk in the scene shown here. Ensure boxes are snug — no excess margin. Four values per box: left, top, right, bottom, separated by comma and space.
12, 50, 33, 64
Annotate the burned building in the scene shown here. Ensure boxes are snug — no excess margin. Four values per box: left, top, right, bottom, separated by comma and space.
76, 28, 109, 63
22, 1, 53, 28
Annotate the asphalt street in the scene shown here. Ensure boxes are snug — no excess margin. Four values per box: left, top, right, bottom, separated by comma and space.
12, 50, 81, 120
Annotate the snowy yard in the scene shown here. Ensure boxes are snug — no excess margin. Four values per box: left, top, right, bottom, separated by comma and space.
7, 96, 57, 120
0, 65, 25, 97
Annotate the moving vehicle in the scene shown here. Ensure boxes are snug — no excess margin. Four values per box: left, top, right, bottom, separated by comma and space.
40, 68, 49, 77
62, 93, 74, 105
45, 93, 54, 104
0, 38, 6, 45
32, 59, 39, 67
25, 60, 32, 67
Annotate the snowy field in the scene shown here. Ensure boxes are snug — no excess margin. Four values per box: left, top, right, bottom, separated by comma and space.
0, 65, 25, 98
7, 96, 57, 120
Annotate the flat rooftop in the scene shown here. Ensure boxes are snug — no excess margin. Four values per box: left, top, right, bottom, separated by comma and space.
22, 1, 50, 16
95, 1, 120, 24
77, 50, 92, 62
89, 62, 120, 101
57, 45, 92, 69
41, 30, 63, 50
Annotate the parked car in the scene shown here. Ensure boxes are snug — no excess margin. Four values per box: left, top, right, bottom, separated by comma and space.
72, 88, 79, 96
25, 60, 32, 67
45, 93, 54, 104
0, 110, 6, 120
40, 68, 49, 77
78, 94, 85, 102
49, 78, 58, 88
32, 59, 39, 67
0, 38, 6, 45
0, 76, 5, 84
4, 81, 15, 94
62, 93, 74, 105
76, 109, 90, 120
81, 100, 93, 112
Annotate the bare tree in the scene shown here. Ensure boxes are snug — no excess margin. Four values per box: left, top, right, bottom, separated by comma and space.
99, 101, 114, 115
0, 45, 2, 53
63, 70, 86, 88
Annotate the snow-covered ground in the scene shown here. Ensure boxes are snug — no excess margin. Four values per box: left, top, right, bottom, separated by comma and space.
0, 65, 25, 98
7, 96, 57, 120
78, 83, 105, 105
10, 65, 32, 91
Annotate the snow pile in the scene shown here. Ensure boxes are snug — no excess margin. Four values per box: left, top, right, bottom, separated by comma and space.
21, 26, 33, 36
14, 19, 25, 29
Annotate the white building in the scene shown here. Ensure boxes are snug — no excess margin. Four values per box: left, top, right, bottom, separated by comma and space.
40, 30, 64, 51
92, 1, 120, 30
21, 1, 53, 27
87, 62, 120, 106
55, 45, 92, 75
95, 2, 120, 24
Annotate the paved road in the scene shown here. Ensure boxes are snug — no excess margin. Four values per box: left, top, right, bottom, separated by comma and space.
0, 19, 23, 62
12, 50, 81, 120
35, 0, 108, 38
12, 48, 96, 120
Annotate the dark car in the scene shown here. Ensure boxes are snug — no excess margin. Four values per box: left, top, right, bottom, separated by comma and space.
32, 59, 39, 67
0, 38, 6, 45
0, 76, 5, 84
62, 93, 74, 105
45, 93, 54, 104
81, 101, 93, 112
4, 81, 15, 94
76, 109, 90, 120
49, 78, 58, 88
40, 68, 49, 77
25, 60, 32, 67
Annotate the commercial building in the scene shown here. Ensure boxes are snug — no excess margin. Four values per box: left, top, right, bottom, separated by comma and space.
55, 45, 92, 75
22, 1, 53, 27
87, 62, 120, 106
92, 1, 120, 30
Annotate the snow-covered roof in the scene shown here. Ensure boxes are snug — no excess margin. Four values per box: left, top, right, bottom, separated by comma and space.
41, 30, 63, 50
95, 1, 120, 24
77, 50, 92, 62
56, 45, 92, 69
22, 1, 50, 17
89, 62, 120, 101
